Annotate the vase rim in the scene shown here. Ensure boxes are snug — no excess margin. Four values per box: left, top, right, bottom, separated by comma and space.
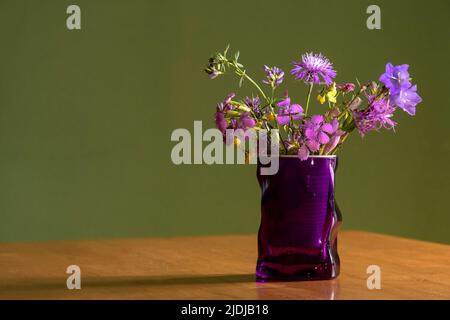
278, 155, 337, 159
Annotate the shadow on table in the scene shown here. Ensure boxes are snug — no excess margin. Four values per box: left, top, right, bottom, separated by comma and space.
1, 273, 256, 291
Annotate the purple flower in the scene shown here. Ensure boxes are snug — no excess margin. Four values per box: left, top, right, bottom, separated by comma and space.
291, 52, 336, 85
379, 63, 411, 94
276, 93, 303, 125
216, 92, 235, 112
244, 96, 261, 116
297, 144, 310, 161
207, 69, 221, 79
214, 93, 235, 133
263, 65, 284, 88
214, 111, 227, 133
238, 112, 256, 129
303, 115, 339, 151
391, 85, 422, 116
353, 96, 396, 136
379, 63, 422, 115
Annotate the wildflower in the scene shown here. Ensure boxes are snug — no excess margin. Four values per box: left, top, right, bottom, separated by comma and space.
317, 94, 326, 104
214, 93, 235, 133
303, 116, 339, 151
276, 93, 303, 125
391, 85, 422, 116
379, 63, 411, 95
214, 111, 228, 133
317, 94, 327, 104
326, 83, 337, 103
239, 112, 256, 129
291, 52, 336, 85
297, 144, 310, 161
262, 65, 284, 88
353, 96, 396, 136
323, 130, 345, 154
244, 96, 261, 116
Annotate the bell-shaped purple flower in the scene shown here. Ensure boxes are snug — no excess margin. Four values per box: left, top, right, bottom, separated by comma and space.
391, 85, 422, 116
379, 63, 411, 95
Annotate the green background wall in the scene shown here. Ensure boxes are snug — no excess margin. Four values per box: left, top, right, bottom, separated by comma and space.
0, 0, 449, 243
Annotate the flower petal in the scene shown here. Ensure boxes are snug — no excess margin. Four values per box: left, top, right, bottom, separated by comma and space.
297, 145, 310, 161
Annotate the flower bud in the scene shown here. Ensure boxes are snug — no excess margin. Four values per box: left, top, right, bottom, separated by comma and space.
348, 97, 362, 110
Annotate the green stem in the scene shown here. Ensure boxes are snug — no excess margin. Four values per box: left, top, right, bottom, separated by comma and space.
305, 83, 314, 116
243, 73, 269, 103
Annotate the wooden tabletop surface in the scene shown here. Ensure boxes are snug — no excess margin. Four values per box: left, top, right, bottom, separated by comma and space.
0, 231, 449, 300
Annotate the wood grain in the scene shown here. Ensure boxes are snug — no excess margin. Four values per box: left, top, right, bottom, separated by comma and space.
0, 231, 449, 299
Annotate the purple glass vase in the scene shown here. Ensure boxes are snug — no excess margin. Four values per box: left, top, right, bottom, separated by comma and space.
256, 155, 342, 281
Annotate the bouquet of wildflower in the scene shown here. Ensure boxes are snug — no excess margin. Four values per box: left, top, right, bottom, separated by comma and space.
205, 46, 422, 160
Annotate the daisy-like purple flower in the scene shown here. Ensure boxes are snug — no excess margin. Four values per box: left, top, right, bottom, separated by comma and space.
276, 93, 303, 125
379, 63, 411, 95
353, 96, 397, 136
263, 65, 284, 88
291, 52, 336, 85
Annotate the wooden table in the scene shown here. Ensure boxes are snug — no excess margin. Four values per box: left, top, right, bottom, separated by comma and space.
0, 231, 449, 299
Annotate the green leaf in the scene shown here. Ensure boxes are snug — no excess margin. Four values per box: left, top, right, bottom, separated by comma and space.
224, 44, 230, 56
341, 111, 356, 132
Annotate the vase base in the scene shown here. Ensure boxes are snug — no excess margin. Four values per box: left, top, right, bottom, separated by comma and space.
256, 262, 339, 282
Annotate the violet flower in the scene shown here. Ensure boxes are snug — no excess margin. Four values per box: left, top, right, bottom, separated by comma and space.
263, 65, 284, 88
238, 112, 256, 129
244, 96, 261, 116
379, 63, 411, 95
353, 96, 396, 136
276, 93, 303, 125
297, 143, 310, 161
297, 117, 338, 160
291, 52, 336, 85
303, 115, 339, 151
379, 63, 422, 115
215, 111, 228, 133
391, 85, 422, 116
214, 93, 235, 133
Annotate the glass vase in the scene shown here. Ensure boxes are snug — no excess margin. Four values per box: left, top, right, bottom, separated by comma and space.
256, 155, 342, 281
